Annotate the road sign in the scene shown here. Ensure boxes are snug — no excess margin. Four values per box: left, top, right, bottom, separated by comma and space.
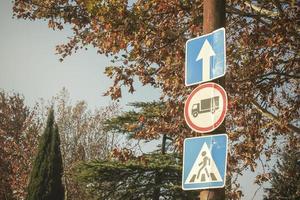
184, 82, 227, 133
185, 28, 226, 86
182, 134, 228, 190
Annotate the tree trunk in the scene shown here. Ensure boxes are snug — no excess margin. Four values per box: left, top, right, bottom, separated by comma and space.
200, 1, 226, 199
152, 134, 167, 200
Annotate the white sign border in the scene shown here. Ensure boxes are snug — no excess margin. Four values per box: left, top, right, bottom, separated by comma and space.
185, 27, 226, 86
182, 134, 228, 191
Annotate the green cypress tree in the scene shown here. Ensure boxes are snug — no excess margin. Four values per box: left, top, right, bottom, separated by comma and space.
26, 109, 64, 200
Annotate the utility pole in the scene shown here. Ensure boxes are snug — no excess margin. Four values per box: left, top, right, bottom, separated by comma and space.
199, 0, 226, 200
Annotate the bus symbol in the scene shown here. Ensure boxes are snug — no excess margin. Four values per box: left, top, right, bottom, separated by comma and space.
191, 96, 220, 118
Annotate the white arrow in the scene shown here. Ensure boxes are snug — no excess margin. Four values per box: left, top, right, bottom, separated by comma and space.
196, 40, 216, 82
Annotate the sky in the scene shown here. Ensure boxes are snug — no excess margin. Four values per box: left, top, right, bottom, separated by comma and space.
0, 1, 267, 199
0, 1, 160, 110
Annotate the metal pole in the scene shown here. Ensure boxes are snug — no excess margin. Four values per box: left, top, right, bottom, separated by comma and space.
199, 0, 226, 200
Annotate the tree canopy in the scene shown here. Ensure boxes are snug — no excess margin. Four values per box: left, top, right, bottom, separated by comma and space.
12, 0, 300, 197
0, 90, 41, 200
75, 101, 198, 199
75, 153, 198, 200
36, 88, 120, 200
264, 143, 300, 199
0, 88, 120, 200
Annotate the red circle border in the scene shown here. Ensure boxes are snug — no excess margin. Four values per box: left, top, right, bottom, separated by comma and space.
184, 82, 227, 133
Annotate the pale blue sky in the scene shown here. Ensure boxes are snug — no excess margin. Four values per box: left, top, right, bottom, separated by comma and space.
0, 0, 160, 109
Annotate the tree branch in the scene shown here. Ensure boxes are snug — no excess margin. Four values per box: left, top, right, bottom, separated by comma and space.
244, 2, 279, 18
230, 71, 300, 83
226, 5, 271, 26
272, 0, 284, 17
251, 100, 300, 134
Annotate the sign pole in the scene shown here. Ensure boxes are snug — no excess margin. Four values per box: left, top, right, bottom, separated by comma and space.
199, 0, 226, 200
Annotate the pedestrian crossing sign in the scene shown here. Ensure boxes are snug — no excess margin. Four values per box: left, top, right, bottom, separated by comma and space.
182, 134, 228, 190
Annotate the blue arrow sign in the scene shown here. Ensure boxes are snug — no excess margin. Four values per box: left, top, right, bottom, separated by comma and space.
182, 134, 228, 190
185, 28, 226, 86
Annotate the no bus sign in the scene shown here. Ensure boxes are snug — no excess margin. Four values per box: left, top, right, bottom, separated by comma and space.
184, 82, 227, 133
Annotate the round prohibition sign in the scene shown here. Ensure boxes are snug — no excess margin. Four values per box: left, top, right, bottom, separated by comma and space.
184, 82, 227, 133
